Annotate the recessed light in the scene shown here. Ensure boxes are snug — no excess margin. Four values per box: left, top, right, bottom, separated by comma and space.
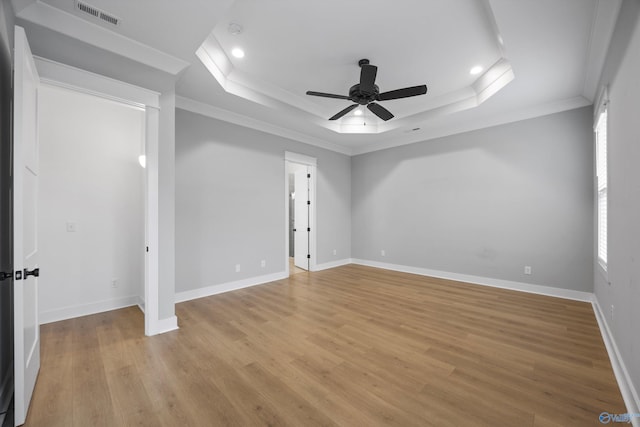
231, 48, 245, 59
354, 109, 363, 116
470, 65, 483, 75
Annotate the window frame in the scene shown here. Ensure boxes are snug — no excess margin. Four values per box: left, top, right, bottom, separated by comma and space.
594, 89, 608, 273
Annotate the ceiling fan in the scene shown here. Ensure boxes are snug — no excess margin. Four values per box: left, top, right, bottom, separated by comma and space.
306, 59, 427, 121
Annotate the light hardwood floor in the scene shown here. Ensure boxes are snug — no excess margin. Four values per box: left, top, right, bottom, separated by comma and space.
289, 257, 307, 275
25, 265, 625, 426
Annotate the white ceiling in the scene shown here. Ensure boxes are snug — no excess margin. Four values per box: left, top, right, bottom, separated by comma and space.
13, 0, 622, 155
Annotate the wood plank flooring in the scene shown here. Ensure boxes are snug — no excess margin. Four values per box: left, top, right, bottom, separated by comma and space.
25, 265, 625, 426
289, 257, 307, 275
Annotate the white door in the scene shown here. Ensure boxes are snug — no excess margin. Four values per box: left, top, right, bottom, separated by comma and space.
293, 169, 309, 270
13, 26, 40, 426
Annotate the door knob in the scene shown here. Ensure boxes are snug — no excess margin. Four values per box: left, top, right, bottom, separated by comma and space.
24, 267, 39, 278
0, 271, 13, 281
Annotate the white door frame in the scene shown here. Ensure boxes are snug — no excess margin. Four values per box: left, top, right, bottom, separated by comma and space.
284, 151, 317, 274
32, 56, 164, 336
292, 167, 310, 270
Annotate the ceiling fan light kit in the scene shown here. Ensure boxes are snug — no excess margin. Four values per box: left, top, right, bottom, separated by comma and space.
306, 59, 428, 121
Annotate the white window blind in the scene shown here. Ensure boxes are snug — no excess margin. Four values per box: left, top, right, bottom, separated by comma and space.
596, 107, 608, 267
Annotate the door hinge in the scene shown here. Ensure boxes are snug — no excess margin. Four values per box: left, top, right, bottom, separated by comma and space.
307, 227, 310, 232
24, 267, 39, 278
307, 254, 310, 259
146, 246, 149, 252
307, 200, 310, 205
307, 173, 311, 178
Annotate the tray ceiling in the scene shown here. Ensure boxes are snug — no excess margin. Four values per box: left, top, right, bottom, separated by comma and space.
13, 0, 622, 154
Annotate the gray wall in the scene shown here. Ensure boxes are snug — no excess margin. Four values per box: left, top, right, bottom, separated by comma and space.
175, 109, 351, 294
594, 0, 640, 408
352, 107, 594, 292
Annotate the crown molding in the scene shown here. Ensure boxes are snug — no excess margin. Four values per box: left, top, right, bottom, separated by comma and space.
176, 94, 590, 158
351, 96, 592, 155
175, 96, 353, 156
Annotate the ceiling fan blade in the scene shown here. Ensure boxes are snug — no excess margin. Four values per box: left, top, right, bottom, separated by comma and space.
306, 91, 352, 100
367, 103, 394, 121
377, 85, 427, 101
359, 64, 378, 94
329, 104, 359, 120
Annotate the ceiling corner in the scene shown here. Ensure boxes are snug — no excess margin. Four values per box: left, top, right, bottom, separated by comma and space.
10, 0, 36, 15
582, 0, 623, 101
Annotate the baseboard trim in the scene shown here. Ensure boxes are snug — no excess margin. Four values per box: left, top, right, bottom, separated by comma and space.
350, 259, 594, 302
592, 296, 640, 425
39, 295, 139, 324
313, 258, 353, 272
147, 315, 179, 336
175, 271, 289, 304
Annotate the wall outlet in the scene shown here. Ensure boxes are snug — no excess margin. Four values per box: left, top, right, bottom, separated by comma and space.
261, 260, 266, 268
524, 266, 532, 275
333, 249, 337, 256
381, 249, 386, 257
111, 278, 118, 288
235, 264, 241, 273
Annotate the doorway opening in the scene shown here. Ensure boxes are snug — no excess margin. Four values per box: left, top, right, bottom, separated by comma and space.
37, 85, 147, 325
29, 54, 164, 337
285, 152, 316, 276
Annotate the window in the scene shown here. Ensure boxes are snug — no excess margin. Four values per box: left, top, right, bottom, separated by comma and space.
595, 105, 608, 269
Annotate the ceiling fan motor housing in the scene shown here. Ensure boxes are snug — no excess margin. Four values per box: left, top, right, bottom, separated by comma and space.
349, 84, 379, 104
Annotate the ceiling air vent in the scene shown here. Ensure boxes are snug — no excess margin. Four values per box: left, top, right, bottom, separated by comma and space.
75, 1, 121, 26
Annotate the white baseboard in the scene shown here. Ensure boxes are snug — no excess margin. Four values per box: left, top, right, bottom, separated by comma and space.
146, 315, 179, 336
313, 258, 353, 272
351, 258, 594, 302
175, 271, 289, 304
39, 295, 139, 324
592, 296, 640, 426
